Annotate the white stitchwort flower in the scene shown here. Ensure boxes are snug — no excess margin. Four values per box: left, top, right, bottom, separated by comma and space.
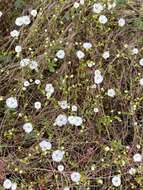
73, 2, 80, 9
128, 168, 136, 175
3, 179, 12, 189
15, 16, 31, 26
20, 58, 30, 67
45, 83, 54, 98
39, 140, 52, 151
93, 3, 103, 13
54, 114, 68, 127
35, 79, 41, 85
6, 97, 18, 109
94, 107, 99, 113
80, 0, 84, 5
99, 15, 108, 24
83, 42, 92, 49
58, 100, 69, 110
112, 176, 121, 187
10, 30, 19, 37
118, 18, 125, 27
58, 164, 64, 172
132, 48, 139, 55
23, 122, 33, 133
56, 50, 65, 59
71, 105, 78, 112
11, 182, 17, 190
24, 80, 30, 87
15, 45, 22, 53
102, 51, 110, 60
34, 101, 41, 110
139, 58, 143, 66
52, 150, 65, 162
76, 50, 85, 59
29, 60, 38, 70
68, 116, 83, 126
30, 9, 37, 17
22, 16, 31, 25
15, 17, 23, 26
71, 172, 81, 183
133, 153, 142, 162
107, 89, 116, 97
94, 72, 103, 84
139, 78, 143, 86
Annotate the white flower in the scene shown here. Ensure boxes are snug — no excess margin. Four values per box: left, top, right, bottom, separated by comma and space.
139, 58, 143, 66
30, 9, 37, 17
94, 74, 103, 84
52, 150, 65, 162
58, 164, 64, 172
107, 89, 116, 97
39, 140, 52, 151
3, 179, 12, 189
29, 60, 38, 70
93, 3, 103, 13
94, 107, 99, 113
99, 15, 108, 24
15, 17, 24, 26
34, 101, 41, 110
0, 11, 3, 17
56, 50, 65, 59
45, 83, 54, 98
71, 105, 77, 112
76, 50, 85, 59
132, 48, 139, 55
83, 42, 92, 49
58, 100, 69, 110
118, 18, 125, 27
71, 172, 81, 183
15, 16, 31, 26
133, 153, 142, 162
11, 182, 17, 190
73, 2, 80, 9
35, 79, 41, 84
68, 116, 83, 126
54, 114, 68, 127
10, 30, 19, 37
20, 58, 30, 67
128, 168, 136, 175
23, 122, 33, 133
80, 0, 84, 5
6, 97, 18, 109
139, 78, 143, 86
15, 45, 22, 53
102, 51, 110, 60
112, 176, 121, 187
24, 81, 30, 87
22, 16, 31, 25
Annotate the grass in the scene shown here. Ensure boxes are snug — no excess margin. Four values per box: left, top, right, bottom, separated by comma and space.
0, 0, 143, 189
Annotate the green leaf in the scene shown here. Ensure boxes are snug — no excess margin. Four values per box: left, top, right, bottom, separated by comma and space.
115, 0, 126, 5
14, 0, 25, 9
133, 17, 143, 30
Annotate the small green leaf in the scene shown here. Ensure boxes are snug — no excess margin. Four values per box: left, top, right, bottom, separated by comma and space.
14, 0, 25, 9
